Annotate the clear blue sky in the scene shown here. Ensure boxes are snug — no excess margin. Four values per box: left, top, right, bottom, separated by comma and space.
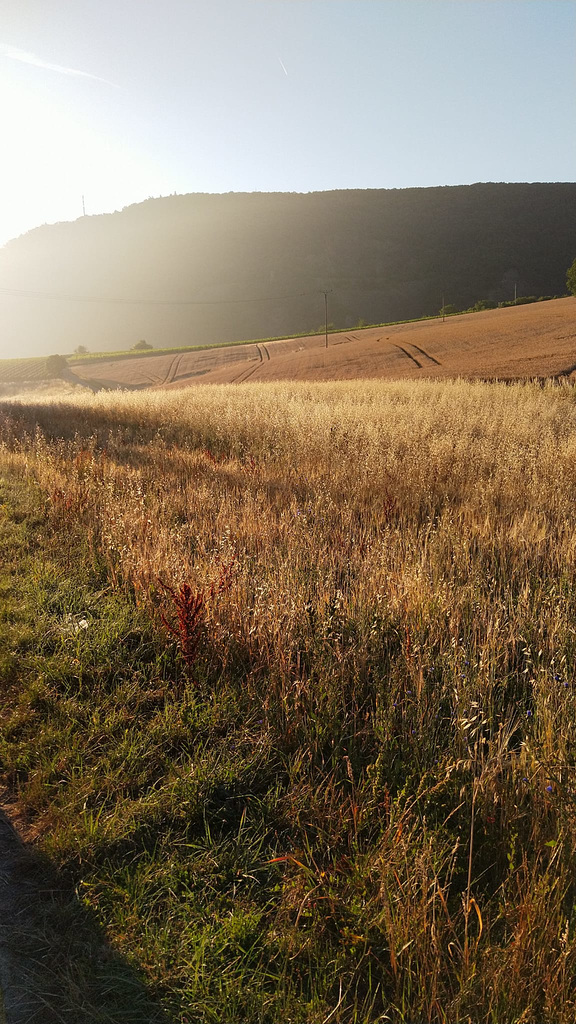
0, 0, 574, 246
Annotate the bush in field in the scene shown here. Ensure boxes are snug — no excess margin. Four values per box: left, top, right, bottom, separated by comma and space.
498, 295, 549, 308
45, 354, 68, 377
132, 339, 153, 351
469, 299, 498, 312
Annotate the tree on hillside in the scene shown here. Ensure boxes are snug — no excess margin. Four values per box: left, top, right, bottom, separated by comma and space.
132, 339, 153, 351
567, 258, 576, 296
45, 354, 68, 377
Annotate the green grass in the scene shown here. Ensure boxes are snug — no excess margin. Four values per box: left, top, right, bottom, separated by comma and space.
0, 473, 170, 1022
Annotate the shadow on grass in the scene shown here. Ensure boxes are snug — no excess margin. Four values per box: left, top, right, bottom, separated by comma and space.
0, 811, 172, 1024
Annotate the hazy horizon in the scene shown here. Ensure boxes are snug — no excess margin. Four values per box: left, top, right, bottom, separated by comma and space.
1, 182, 574, 359
1, 0, 575, 248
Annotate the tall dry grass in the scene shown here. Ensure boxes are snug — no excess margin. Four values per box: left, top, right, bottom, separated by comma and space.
3, 377, 576, 1021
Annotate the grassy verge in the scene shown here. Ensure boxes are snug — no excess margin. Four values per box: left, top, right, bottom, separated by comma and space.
0, 471, 170, 1021
1, 379, 576, 1022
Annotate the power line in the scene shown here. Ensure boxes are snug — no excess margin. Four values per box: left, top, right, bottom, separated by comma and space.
0, 285, 322, 307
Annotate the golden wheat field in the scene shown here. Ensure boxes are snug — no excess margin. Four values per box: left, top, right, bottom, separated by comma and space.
67, 297, 576, 389
7, 377, 576, 677
3, 377, 576, 1022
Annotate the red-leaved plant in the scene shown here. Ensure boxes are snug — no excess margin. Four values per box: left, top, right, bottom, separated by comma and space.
158, 580, 205, 679
158, 556, 236, 683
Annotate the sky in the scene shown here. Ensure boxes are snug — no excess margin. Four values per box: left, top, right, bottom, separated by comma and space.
0, 0, 574, 248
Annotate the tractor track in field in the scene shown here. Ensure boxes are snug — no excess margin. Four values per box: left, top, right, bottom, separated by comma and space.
327, 335, 356, 347
410, 344, 442, 366
229, 345, 265, 384
394, 344, 422, 368
56, 298, 576, 389
394, 343, 442, 369
162, 352, 186, 386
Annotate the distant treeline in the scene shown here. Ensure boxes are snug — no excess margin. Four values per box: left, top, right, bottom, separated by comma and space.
0, 182, 575, 356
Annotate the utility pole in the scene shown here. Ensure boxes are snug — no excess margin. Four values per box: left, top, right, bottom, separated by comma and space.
322, 290, 330, 348
82, 195, 86, 217
442, 292, 445, 323
514, 282, 517, 303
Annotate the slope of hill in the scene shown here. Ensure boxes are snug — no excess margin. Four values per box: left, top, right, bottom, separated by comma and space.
0, 182, 575, 358
68, 297, 576, 389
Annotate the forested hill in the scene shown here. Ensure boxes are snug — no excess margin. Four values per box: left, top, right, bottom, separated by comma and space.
1, 182, 575, 357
